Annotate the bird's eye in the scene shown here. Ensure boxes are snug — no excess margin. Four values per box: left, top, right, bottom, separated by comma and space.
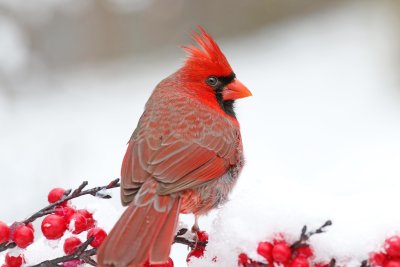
206, 76, 218, 87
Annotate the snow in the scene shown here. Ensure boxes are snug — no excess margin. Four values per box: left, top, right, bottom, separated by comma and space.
95, 188, 111, 199
1, 1, 400, 266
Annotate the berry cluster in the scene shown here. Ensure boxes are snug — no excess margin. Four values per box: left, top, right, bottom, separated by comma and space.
370, 236, 400, 267
42, 189, 98, 239
237, 232, 400, 267
236, 222, 333, 267
0, 187, 108, 267
238, 237, 318, 267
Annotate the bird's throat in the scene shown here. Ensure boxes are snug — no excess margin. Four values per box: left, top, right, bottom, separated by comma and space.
215, 90, 236, 117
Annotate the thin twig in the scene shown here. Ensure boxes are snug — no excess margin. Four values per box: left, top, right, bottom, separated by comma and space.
173, 236, 207, 249
360, 260, 370, 267
24, 179, 120, 224
291, 220, 332, 250
30, 237, 96, 267
0, 179, 120, 253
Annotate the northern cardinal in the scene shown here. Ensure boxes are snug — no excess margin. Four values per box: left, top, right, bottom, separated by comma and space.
97, 28, 252, 267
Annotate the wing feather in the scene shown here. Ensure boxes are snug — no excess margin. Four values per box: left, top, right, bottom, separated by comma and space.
120, 91, 241, 205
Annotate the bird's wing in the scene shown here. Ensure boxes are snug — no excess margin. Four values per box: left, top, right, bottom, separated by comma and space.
120, 93, 241, 205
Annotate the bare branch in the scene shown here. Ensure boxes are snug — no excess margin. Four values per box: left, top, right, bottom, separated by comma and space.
30, 237, 96, 267
291, 220, 332, 250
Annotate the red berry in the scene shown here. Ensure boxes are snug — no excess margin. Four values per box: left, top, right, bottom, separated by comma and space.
385, 236, 400, 258
41, 214, 66, 239
196, 231, 208, 242
5, 253, 25, 267
63, 237, 82, 255
54, 206, 76, 223
238, 253, 252, 266
290, 256, 310, 267
314, 263, 330, 267
48, 188, 65, 203
142, 258, 174, 267
186, 247, 205, 262
0, 221, 10, 243
68, 213, 87, 234
384, 260, 400, 267
370, 252, 387, 267
26, 223, 34, 233
87, 227, 107, 248
77, 210, 96, 229
257, 241, 274, 263
272, 241, 292, 263
294, 246, 313, 259
13, 225, 34, 248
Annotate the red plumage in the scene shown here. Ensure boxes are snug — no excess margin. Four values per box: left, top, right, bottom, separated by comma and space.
97, 28, 251, 267
183, 27, 233, 78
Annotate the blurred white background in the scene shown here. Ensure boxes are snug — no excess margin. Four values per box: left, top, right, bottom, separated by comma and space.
1, 0, 400, 265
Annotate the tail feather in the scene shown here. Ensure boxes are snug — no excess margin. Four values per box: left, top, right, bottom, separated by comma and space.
150, 198, 180, 262
97, 195, 180, 267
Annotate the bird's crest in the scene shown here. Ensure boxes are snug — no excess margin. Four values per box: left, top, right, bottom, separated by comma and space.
183, 27, 233, 77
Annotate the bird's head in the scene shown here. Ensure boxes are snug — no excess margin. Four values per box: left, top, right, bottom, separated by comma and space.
180, 27, 252, 117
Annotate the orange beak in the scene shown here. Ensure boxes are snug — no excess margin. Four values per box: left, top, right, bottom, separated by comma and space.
223, 79, 252, 100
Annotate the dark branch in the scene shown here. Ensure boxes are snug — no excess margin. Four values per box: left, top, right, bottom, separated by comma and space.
31, 237, 96, 267
360, 260, 370, 267
24, 178, 120, 224
291, 220, 332, 250
172, 227, 207, 249
173, 236, 207, 249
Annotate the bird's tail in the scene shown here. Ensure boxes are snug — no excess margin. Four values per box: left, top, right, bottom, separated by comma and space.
97, 182, 181, 267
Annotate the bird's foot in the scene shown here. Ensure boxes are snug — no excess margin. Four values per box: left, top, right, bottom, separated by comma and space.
191, 223, 200, 234
191, 215, 200, 246
192, 214, 200, 232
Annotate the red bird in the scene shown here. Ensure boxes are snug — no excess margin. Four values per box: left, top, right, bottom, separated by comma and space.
97, 28, 252, 267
